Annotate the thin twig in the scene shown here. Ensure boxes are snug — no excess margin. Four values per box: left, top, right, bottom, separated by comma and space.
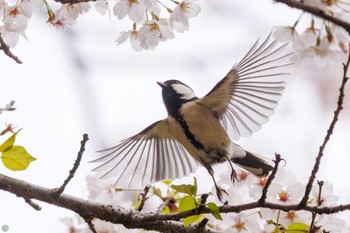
0, 101, 16, 114
0, 34, 22, 64
52, 133, 89, 197
299, 46, 350, 207
85, 219, 97, 233
275, 0, 350, 34
258, 153, 283, 205
24, 198, 42, 211
310, 180, 324, 231
138, 185, 150, 211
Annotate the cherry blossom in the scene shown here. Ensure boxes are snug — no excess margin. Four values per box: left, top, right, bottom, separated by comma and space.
309, 181, 338, 206
0, 0, 8, 19
0, 26, 19, 47
138, 18, 174, 50
116, 29, 142, 51
113, 0, 146, 23
95, 0, 110, 16
169, 0, 200, 33
3, 6, 28, 33
223, 212, 261, 233
273, 25, 303, 50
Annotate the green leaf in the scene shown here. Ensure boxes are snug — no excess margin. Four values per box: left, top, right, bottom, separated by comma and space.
1, 145, 36, 171
162, 206, 171, 214
162, 180, 172, 186
183, 214, 204, 227
206, 202, 222, 220
287, 222, 310, 233
179, 195, 195, 212
0, 129, 22, 152
170, 177, 197, 197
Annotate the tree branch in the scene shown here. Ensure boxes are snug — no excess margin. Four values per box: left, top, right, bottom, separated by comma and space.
275, 0, 350, 34
1, 172, 350, 232
52, 133, 89, 197
0, 34, 22, 64
299, 44, 350, 207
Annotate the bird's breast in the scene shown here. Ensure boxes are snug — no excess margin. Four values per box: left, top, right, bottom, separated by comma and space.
166, 102, 231, 165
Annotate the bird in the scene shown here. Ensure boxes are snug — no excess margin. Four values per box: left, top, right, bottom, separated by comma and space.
91, 33, 292, 202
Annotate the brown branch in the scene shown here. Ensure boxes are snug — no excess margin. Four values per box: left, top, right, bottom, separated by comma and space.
258, 153, 283, 205
299, 45, 350, 207
51, 133, 89, 197
138, 185, 150, 211
0, 174, 215, 233
275, 0, 350, 34
0, 34, 22, 64
1, 172, 350, 232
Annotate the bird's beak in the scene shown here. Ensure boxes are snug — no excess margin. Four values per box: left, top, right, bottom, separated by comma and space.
157, 82, 166, 89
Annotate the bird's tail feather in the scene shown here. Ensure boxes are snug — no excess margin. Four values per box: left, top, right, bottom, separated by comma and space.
232, 151, 273, 177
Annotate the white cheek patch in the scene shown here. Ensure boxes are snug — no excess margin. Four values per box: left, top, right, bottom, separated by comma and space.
172, 84, 197, 100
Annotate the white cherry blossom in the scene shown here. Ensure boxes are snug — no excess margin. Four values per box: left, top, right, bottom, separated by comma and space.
113, 0, 146, 23
138, 18, 174, 50
116, 29, 142, 51
223, 212, 261, 233
0, 0, 8, 19
95, 0, 110, 17
3, 6, 28, 33
0, 26, 19, 47
169, 0, 200, 32
309, 181, 338, 206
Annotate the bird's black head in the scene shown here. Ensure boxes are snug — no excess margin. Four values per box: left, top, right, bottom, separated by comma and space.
157, 79, 197, 118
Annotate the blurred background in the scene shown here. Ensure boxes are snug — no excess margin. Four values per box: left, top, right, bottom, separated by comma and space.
1, 0, 350, 232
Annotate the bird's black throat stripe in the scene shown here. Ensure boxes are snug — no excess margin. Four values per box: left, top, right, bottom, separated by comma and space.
176, 116, 205, 151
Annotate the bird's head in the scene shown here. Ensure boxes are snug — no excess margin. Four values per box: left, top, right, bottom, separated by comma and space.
157, 79, 197, 117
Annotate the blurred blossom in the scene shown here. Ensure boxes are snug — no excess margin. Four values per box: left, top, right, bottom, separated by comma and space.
292, 37, 337, 67
223, 212, 261, 233
315, 214, 347, 233
309, 181, 339, 206
95, 0, 110, 16
261, 208, 311, 228
273, 26, 303, 50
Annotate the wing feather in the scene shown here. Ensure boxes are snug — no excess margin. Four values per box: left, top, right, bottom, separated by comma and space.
91, 119, 199, 187
199, 33, 292, 140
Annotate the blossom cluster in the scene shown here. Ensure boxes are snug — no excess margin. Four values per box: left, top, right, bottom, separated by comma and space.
63, 167, 349, 233
273, 0, 350, 67
0, 0, 200, 50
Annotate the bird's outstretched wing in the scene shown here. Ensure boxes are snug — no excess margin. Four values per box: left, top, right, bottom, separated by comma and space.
198, 33, 292, 140
91, 119, 199, 188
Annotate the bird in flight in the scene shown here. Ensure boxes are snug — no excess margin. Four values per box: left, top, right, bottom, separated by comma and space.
92, 33, 292, 202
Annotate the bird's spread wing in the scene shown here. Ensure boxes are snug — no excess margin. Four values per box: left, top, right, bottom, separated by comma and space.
198, 33, 292, 140
91, 119, 199, 188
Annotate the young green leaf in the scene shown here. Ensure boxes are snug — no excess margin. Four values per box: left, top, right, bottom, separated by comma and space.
183, 214, 204, 227
170, 177, 197, 197
179, 195, 195, 212
0, 129, 22, 152
206, 202, 222, 220
286, 222, 310, 233
1, 145, 36, 171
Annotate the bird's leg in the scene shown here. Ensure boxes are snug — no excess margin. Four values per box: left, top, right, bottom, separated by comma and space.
205, 165, 228, 203
227, 158, 237, 184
